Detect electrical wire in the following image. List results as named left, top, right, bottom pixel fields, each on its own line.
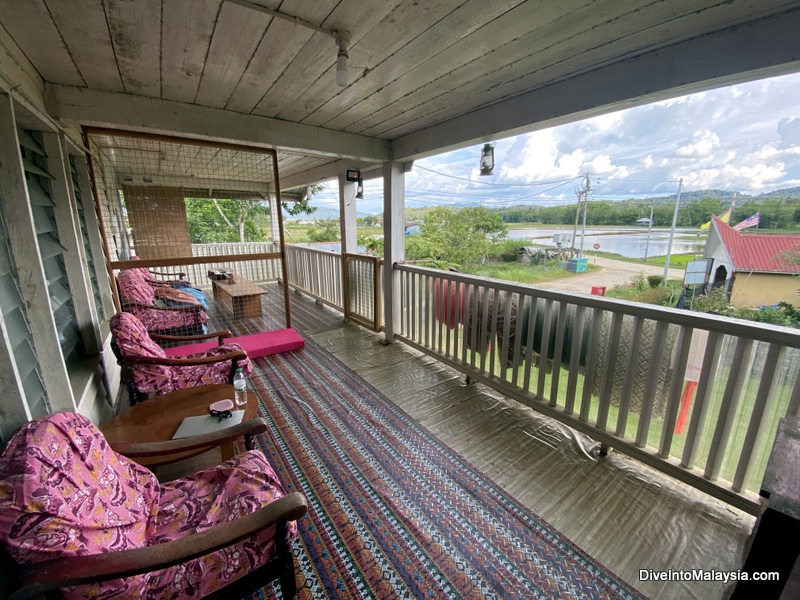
left=413, top=164, right=581, bottom=188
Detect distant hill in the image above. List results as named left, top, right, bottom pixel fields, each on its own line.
left=615, top=187, right=800, bottom=203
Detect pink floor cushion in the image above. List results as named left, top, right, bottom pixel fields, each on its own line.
left=165, top=329, right=305, bottom=359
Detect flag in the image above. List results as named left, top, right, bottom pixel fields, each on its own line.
left=700, top=207, right=732, bottom=230
left=732, top=212, right=760, bottom=231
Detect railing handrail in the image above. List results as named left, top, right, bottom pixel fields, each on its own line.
left=396, top=262, right=800, bottom=348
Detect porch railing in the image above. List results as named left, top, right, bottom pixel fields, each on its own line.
left=284, top=244, right=344, bottom=310
left=343, top=253, right=382, bottom=331
left=187, top=242, right=282, bottom=286
left=394, top=263, right=800, bottom=515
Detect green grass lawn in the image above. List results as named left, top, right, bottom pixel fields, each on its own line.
left=427, top=324, right=788, bottom=494
left=462, top=261, right=600, bottom=284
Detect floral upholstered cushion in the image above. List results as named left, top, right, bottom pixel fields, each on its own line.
left=0, top=414, right=297, bottom=599
left=111, top=312, right=253, bottom=396
left=118, top=268, right=156, bottom=305
left=0, top=412, right=160, bottom=597
left=144, top=451, right=297, bottom=598
left=117, top=269, right=208, bottom=332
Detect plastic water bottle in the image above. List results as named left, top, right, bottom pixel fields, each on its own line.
left=233, top=368, right=247, bottom=407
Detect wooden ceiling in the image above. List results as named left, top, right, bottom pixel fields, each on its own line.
left=2, top=0, right=800, bottom=188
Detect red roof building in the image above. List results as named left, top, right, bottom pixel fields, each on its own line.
left=704, top=216, right=800, bottom=307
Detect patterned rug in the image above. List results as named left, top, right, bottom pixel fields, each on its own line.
left=240, top=340, right=644, bottom=600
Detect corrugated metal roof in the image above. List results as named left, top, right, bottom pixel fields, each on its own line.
left=713, top=216, right=800, bottom=273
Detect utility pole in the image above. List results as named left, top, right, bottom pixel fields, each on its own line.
left=663, top=178, right=683, bottom=285
left=579, top=173, right=590, bottom=258
left=643, top=199, right=655, bottom=261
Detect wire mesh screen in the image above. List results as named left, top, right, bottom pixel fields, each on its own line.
left=86, top=130, right=288, bottom=339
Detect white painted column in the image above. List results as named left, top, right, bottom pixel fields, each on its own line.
left=43, top=132, right=101, bottom=355
left=0, top=94, right=76, bottom=413
left=338, top=174, right=358, bottom=253
left=382, top=162, right=405, bottom=343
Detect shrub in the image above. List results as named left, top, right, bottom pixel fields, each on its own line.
left=631, top=272, right=647, bottom=291
left=647, top=275, right=663, bottom=288
left=691, top=287, right=733, bottom=315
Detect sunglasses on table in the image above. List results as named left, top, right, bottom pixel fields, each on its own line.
left=209, top=408, right=233, bottom=423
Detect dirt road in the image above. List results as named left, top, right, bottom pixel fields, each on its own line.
left=533, top=256, right=685, bottom=294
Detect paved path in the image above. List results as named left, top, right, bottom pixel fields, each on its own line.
left=533, top=256, right=685, bottom=294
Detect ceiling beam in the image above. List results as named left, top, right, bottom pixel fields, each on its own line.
left=280, top=158, right=382, bottom=190
left=45, top=84, right=390, bottom=162
left=392, top=8, right=800, bottom=161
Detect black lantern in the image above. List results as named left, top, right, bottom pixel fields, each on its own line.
left=355, top=175, right=364, bottom=199
left=479, top=143, right=495, bottom=176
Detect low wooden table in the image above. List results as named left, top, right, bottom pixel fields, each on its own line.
left=101, top=384, right=258, bottom=467
left=211, top=274, right=268, bottom=319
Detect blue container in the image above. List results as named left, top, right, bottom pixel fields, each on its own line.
left=567, top=258, right=588, bottom=273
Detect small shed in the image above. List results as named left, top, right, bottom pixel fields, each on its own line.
left=704, top=216, right=800, bottom=307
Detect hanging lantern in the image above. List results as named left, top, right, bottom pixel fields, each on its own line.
left=479, top=143, right=495, bottom=176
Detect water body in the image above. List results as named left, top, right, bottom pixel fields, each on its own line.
left=507, top=227, right=706, bottom=259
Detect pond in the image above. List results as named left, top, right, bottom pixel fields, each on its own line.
left=506, top=227, right=706, bottom=259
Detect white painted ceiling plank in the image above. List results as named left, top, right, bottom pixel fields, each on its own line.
left=161, top=0, right=219, bottom=103
left=335, top=0, right=706, bottom=135
left=226, top=0, right=344, bottom=114
left=193, top=1, right=272, bottom=108
left=106, top=0, right=162, bottom=96
left=0, top=0, right=84, bottom=85
left=45, top=0, right=123, bottom=92
left=223, top=18, right=314, bottom=114
left=365, top=0, right=800, bottom=139
left=324, top=0, right=597, bottom=132
left=250, top=0, right=385, bottom=118
left=391, top=9, right=800, bottom=161
left=274, top=0, right=409, bottom=123
left=298, top=0, right=525, bottom=128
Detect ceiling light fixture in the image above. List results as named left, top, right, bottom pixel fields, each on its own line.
left=479, top=143, right=496, bottom=176
left=336, top=31, right=350, bottom=87
left=227, top=0, right=350, bottom=88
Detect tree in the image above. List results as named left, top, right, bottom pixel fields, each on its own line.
left=306, top=219, right=340, bottom=242
left=415, top=206, right=508, bottom=267
left=282, top=184, right=322, bottom=217
left=186, top=197, right=271, bottom=243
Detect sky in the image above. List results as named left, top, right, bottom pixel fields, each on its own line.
left=309, top=71, right=800, bottom=215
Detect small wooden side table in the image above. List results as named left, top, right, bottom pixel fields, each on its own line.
left=210, top=274, right=268, bottom=319
left=101, top=383, right=258, bottom=467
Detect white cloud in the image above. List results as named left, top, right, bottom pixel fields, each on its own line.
left=675, top=130, right=721, bottom=158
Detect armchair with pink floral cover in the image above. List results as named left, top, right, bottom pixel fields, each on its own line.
left=110, top=312, right=253, bottom=404
left=117, top=268, right=208, bottom=337
left=0, top=412, right=307, bottom=600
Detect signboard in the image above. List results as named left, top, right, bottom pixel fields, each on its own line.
left=684, top=259, right=710, bottom=285
left=593, top=243, right=600, bottom=250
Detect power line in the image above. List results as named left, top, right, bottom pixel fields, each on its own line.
left=414, top=164, right=581, bottom=188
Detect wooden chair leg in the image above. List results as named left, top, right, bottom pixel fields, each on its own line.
left=275, top=521, right=299, bottom=599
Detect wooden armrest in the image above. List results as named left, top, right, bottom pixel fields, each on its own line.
left=149, top=269, right=186, bottom=279
left=109, top=418, right=268, bottom=458
left=121, top=349, right=247, bottom=367
left=150, top=330, right=232, bottom=343
left=9, top=492, right=308, bottom=600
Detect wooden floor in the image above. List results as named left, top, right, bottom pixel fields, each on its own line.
left=203, top=283, right=756, bottom=599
